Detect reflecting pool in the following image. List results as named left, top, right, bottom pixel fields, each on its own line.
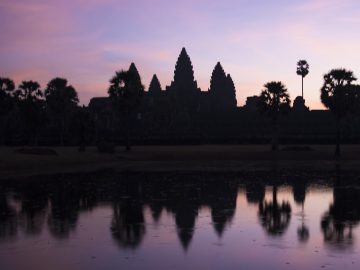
left=0, top=170, right=359, bottom=270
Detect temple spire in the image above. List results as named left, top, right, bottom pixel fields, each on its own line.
left=128, top=62, right=141, bottom=82
left=174, top=48, right=195, bottom=87
left=226, top=74, right=237, bottom=108
left=148, top=74, right=162, bottom=95
left=209, top=62, right=227, bottom=94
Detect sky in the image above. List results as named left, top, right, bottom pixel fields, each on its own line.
left=1, top=0, right=360, bottom=109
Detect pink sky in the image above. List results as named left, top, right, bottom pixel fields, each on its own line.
left=1, top=0, right=360, bottom=109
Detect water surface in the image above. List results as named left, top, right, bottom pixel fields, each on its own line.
left=0, top=171, right=359, bottom=270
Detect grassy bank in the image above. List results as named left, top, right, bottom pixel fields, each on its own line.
left=1, top=145, right=360, bottom=179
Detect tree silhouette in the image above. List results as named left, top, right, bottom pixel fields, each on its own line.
left=69, top=106, right=94, bottom=152
left=258, top=81, right=291, bottom=151
left=351, top=84, right=360, bottom=115
left=108, top=64, right=144, bottom=151
left=45, top=78, right=79, bottom=145
left=0, top=77, right=15, bottom=111
left=296, top=60, right=309, bottom=99
left=320, top=69, right=357, bottom=158
left=14, top=81, right=44, bottom=145
left=0, top=77, right=15, bottom=144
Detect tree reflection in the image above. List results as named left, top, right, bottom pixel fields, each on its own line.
left=0, top=191, right=17, bottom=241
left=292, top=180, right=310, bottom=243
left=321, top=187, right=360, bottom=249
left=258, top=186, right=291, bottom=236
left=47, top=182, right=81, bottom=239
left=111, top=199, right=146, bottom=249
left=17, top=183, right=48, bottom=236
left=110, top=180, right=146, bottom=250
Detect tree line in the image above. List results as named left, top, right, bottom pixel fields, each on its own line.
left=1, top=60, right=360, bottom=157
left=259, top=66, right=360, bottom=157
left=0, top=77, right=81, bottom=146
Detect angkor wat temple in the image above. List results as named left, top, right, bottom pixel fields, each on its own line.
left=90, top=48, right=360, bottom=144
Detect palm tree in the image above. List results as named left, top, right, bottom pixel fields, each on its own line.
left=0, top=77, right=15, bottom=144
left=320, top=68, right=357, bottom=158
left=108, top=66, right=144, bottom=151
left=258, top=81, right=291, bottom=151
left=45, top=78, right=79, bottom=145
left=14, top=81, right=44, bottom=145
left=296, top=60, right=309, bottom=99
left=0, top=77, right=15, bottom=98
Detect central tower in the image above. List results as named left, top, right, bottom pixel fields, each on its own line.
left=166, top=48, right=201, bottom=111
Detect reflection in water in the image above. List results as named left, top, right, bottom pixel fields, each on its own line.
left=258, top=185, right=291, bottom=236
left=0, top=189, right=17, bottom=241
left=208, top=181, right=237, bottom=237
left=321, top=182, right=360, bottom=249
left=246, top=181, right=265, bottom=204
left=47, top=182, right=81, bottom=239
left=19, top=184, right=47, bottom=236
left=111, top=180, right=146, bottom=249
left=320, top=166, right=360, bottom=250
left=297, top=205, right=310, bottom=243
left=111, top=199, right=146, bottom=249
left=293, top=180, right=310, bottom=242
left=0, top=170, right=360, bottom=270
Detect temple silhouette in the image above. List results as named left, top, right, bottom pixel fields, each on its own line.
left=86, top=47, right=360, bottom=145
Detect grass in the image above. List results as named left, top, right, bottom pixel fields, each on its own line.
left=1, top=144, right=360, bottom=179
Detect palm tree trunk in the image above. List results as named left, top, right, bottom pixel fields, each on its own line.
left=273, top=185, right=278, bottom=205
left=335, top=117, right=341, bottom=158
left=301, top=76, right=304, bottom=99
left=0, top=117, right=5, bottom=146
left=125, top=112, right=131, bottom=152
left=271, top=116, right=279, bottom=151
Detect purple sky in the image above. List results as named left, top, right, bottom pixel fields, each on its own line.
left=1, top=0, right=360, bottom=109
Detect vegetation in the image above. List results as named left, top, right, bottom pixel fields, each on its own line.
left=320, top=68, right=357, bottom=158
left=108, top=64, right=144, bottom=151
left=1, top=53, right=360, bottom=152
left=296, top=60, right=309, bottom=99
left=258, top=81, right=291, bottom=151
left=0, top=77, right=15, bottom=144
left=45, top=78, right=79, bottom=145
left=14, top=80, right=44, bottom=145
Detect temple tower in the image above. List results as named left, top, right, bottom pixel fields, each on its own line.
left=148, top=74, right=162, bottom=96
left=166, top=48, right=200, bottom=111
left=209, top=62, right=237, bottom=110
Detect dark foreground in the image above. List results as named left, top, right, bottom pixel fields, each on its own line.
left=2, top=145, right=360, bottom=180
left=0, top=170, right=359, bottom=270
